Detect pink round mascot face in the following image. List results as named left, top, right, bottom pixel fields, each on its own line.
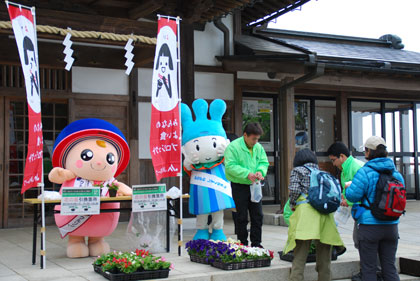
left=64, top=139, right=119, bottom=182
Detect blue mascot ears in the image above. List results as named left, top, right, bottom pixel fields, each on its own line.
left=181, top=99, right=227, bottom=145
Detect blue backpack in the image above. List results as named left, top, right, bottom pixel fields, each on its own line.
left=298, top=165, right=341, bottom=214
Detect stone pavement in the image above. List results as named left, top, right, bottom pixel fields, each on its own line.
left=1, top=200, right=420, bottom=281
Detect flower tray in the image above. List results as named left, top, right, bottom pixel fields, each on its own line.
left=211, top=258, right=271, bottom=270
left=246, top=258, right=271, bottom=268
left=189, top=254, right=211, bottom=265
left=93, top=264, right=170, bottom=281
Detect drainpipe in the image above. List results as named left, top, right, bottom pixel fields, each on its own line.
left=278, top=54, right=325, bottom=91
left=214, top=18, right=230, bottom=56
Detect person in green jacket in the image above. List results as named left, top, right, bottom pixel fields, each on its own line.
left=327, top=142, right=364, bottom=247
left=224, top=122, right=269, bottom=247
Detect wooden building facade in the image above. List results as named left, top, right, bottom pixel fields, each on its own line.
left=0, top=0, right=310, bottom=228
left=1, top=0, right=420, bottom=228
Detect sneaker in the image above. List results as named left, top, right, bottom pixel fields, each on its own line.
left=351, top=272, right=362, bottom=281
left=351, top=271, right=383, bottom=281
left=376, top=271, right=383, bottom=281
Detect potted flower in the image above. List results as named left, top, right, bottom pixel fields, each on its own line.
left=93, top=182, right=119, bottom=197
left=93, top=249, right=173, bottom=280
left=185, top=238, right=274, bottom=270
left=185, top=239, right=215, bottom=264
left=107, top=182, right=119, bottom=197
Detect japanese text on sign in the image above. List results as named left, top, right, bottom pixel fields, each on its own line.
left=60, top=187, right=100, bottom=215
left=132, top=184, right=167, bottom=212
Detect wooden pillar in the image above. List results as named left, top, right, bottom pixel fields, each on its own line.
left=180, top=22, right=195, bottom=106
left=234, top=74, right=243, bottom=136
left=336, top=92, right=349, bottom=146
left=233, top=10, right=241, bottom=37
left=128, top=68, right=140, bottom=186
left=279, top=77, right=295, bottom=207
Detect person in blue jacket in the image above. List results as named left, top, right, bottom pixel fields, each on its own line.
left=345, top=136, right=403, bottom=281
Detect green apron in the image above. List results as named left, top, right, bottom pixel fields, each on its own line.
left=284, top=195, right=344, bottom=254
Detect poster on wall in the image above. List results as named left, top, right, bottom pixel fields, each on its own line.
left=149, top=17, right=181, bottom=181
left=242, top=99, right=272, bottom=144
left=295, top=100, right=310, bottom=150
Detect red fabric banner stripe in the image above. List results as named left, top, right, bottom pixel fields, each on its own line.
left=150, top=17, right=181, bottom=182
left=7, top=3, right=43, bottom=193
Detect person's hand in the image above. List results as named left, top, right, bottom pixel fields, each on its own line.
left=248, top=173, right=257, bottom=182
left=340, top=194, right=349, bottom=207
left=255, top=172, right=264, bottom=181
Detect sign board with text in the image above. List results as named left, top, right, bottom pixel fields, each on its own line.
left=60, top=187, right=100, bottom=215
left=132, top=184, right=167, bottom=212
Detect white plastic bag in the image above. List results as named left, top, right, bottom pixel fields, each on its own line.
left=334, top=206, right=351, bottom=226
left=126, top=211, right=176, bottom=253
left=37, top=191, right=61, bottom=200
left=250, top=181, right=262, bottom=203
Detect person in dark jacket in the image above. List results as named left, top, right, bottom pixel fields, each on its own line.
left=345, top=136, right=403, bottom=281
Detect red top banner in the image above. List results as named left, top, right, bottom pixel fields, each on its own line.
left=149, top=17, right=181, bottom=181
left=7, top=3, right=43, bottom=193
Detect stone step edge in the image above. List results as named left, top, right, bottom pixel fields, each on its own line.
left=333, top=274, right=420, bottom=281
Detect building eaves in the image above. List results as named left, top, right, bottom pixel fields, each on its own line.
left=232, top=29, right=420, bottom=75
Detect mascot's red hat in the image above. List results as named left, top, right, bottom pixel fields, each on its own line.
left=52, top=118, right=130, bottom=177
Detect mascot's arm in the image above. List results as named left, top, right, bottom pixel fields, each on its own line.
left=182, top=148, right=199, bottom=171
left=113, top=180, right=132, bottom=196
left=216, top=140, right=229, bottom=158
left=48, top=167, right=76, bottom=184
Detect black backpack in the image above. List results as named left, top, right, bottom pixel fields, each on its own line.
left=362, top=169, right=406, bottom=221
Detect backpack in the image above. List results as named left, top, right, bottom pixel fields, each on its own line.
left=362, top=169, right=406, bottom=221
left=298, top=165, right=342, bottom=214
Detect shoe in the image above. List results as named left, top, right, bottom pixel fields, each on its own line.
left=334, top=245, right=346, bottom=256
left=193, top=229, right=210, bottom=240
left=351, top=271, right=383, bottom=281
left=351, top=272, right=362, bottom=281
left=376, top=271, right=383, bottom=281
left=251, top=244, right=264, bottom=248
left=210, top=229, right=227, bottom=241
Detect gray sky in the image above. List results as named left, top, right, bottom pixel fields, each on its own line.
left=268, top=0, right=420, bottom=52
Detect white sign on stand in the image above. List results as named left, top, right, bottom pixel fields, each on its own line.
left=132, top=184, right=167, bottom=212
left=60, top=187, right=100, bottom=215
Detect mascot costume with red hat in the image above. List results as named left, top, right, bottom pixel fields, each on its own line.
left=49, top=118, right=132, bottom=258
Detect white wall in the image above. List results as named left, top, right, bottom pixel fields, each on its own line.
left=194, top=15, right=233, bottom=66
left=237, top=71, right=272, bottom=81
left=138, top=68, right=153, bottom=97
left=195, top=72, right=234, bottom=100
left=138, top=102, right=152, bottom=159
left=72, top=66, right=128, bottom=95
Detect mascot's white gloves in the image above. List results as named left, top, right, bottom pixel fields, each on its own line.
left=216, top=139, right=230, bottom=158
left=183, top=149, right=200, bottom=171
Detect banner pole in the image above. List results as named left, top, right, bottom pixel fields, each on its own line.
left=176, top=16, right=183, bottom=257
left=32, top=5, right=46, bottom=269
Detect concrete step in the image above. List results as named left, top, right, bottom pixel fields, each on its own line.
left=334, top=274, right=420, bottom=281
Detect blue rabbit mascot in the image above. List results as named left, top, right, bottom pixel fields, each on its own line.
left=181, top=99, right=235, bottom=241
